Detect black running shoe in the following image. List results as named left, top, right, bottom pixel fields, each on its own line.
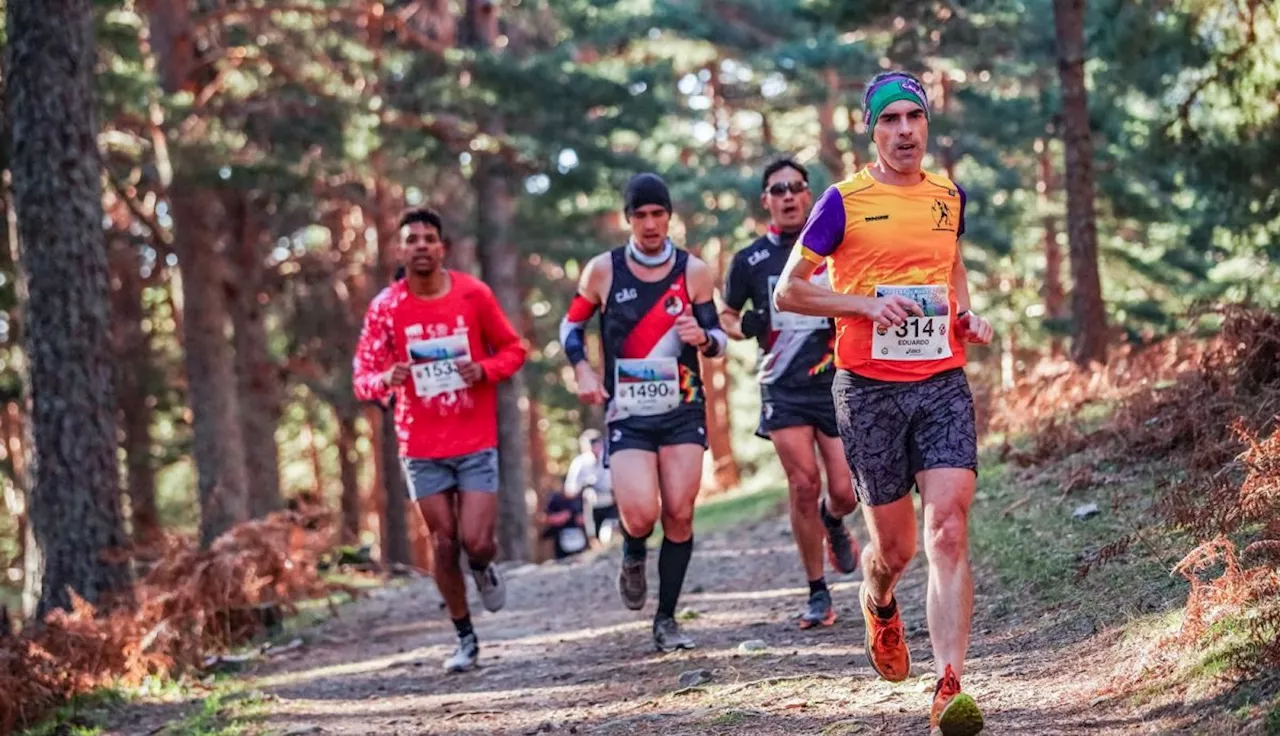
left=652, top=614, right=695, bottom=652
left=821, top=499, right=860, bottom=575
left=799, top=589, right=837, bottom=629
left=618, top=556, right=647, bottom=611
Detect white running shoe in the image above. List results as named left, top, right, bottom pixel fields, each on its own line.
left=471, top=564, right=507, bottom=612
left=444, top=632, right=479, bottom=673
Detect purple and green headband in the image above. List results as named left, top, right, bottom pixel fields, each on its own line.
left=862, top=73, right=930, bottom=131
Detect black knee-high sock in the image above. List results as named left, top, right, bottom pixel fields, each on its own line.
left=623, top=528, right=649, bottom=561
left=656, top=536, right=694, bottom=618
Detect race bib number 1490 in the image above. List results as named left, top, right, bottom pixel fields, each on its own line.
left=408, top=333, right=472, bottom=397
left=871, top=285, right=952, bottom=361
left=614, top=358, right=680, bottom=416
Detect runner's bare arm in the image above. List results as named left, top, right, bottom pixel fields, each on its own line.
left=683, top=256, right=728, bottom=358
left=718, top=252, right=755, bottom=341
left=775, top=248, right=922, bottom=328
left=473, top=284, right=528, bottom=383
left=561, top=254, right=611, bottom=403
left=952, top=244, right=994, bottom=345
left=719, top=305, right=746, bottom=340
left=952, top=243, right=974, bottom=314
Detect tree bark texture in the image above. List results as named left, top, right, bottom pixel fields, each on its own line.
left=468, top=0, right=531, bottom=562
left=145, top=0, right=252, bottom=544
left=108, top=236, right=159, bottom=543
left=1053, top=0, right=1109, bottom=366
left=6, top=0, right=131, bottom=617
left=698, top=239, right=739, bottom=492
left=372, top=404, right=411, bottom=565
left=817, top=68, right=844, bottom=179
left=227, top=193, right=282, bottom=518
left=170, top=191, right=251, bottom=545
left=1037, top=141, right=1067, bottom=357
left=336, top=413, right=360, bottom=546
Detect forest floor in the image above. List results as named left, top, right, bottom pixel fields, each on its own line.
left=38, top=456, right=1280, bottom=736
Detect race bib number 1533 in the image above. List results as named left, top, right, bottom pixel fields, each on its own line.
left=408, top=333, right=472, bottom=397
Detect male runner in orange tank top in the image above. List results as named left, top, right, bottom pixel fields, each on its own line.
left=775, top=71, right=993, bottom=736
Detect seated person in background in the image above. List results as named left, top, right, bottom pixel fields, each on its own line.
left=566, top=429, right=618, bottom=544
left=541, top=479, right=588, bottom=560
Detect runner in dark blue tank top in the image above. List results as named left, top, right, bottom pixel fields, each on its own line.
left=720, top=159, right=861, bottom=630
left=558, top=173, right=727, bottom=652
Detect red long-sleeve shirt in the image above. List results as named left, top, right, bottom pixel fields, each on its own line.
left=353, top=272, right=527, bottom=459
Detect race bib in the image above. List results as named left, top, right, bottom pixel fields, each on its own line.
left=408, top=333, right=472, bottom=398
left=614, top=358, right=680, bottom=416
left=558, top=527, right=587, bottom=554
left=871, top=285, right=953, bottom=361
left=768, top=274, right=831, bottom=332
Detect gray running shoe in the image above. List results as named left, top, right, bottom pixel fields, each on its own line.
left=471, top=564, right=507, bottom=612
left=799, top=589, right=837, bottom=629
left=652, top=614, right=696, bottom=652
left=444, top=632, right=479, bottom=673
left=822, top=500, right=860, bottom=575
left=617, top=557, right=647, bottom=611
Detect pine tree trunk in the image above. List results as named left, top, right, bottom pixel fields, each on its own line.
left=227, top=193, right=282, bottom=518
left=171, top=191, right=251, bottom=545
left=818, top=68, right=844, bottom=179
left=1053, top=0, right=1108, bottom=367
left=336, top=412, right=360, bottom=546
left=699, top=239, right=739, bottom=492
left=144, top=0, right=251, bottom=544
left=372, top=403, right=411, bottom=565
left=468, top=0, right=530, bottom=562
left=1037, top=140, right=1067, bottom=357
left=6, top=0, right=132, bottom=616
left=108, top=235, right=159, bottom=543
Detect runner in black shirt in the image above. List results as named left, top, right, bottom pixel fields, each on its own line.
left=721, top=159, right=861, bottom=629
left=558, top=173, right=727, bottom=652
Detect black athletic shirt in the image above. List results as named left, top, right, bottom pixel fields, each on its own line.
left=723, top=231, right=836, bottom=389
left=601, top=247, right=704, bottom=422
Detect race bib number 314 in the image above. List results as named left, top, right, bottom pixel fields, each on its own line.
left=871, top=285, right=952, bottom=361
left=614, top=358, right=680, bottom=416
left=408, top=333, right=472, bottom=397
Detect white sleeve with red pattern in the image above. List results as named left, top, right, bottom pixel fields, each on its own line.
left=352, top=290, right=395, bottom=403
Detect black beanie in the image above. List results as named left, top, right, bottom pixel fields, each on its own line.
left=623, top=173, right=672, bottom=215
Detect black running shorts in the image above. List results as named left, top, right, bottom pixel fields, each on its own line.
left=605, top=403, right=707, bottom=465
left=832, top=367, right=978, bottom=507
left=757, top=383, right=840, bottom=440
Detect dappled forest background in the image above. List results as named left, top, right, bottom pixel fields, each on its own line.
left=0, top=0, right=1277, bottom=623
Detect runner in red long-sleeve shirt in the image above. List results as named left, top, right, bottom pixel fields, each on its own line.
left=353, top=207, right=527, bottom=673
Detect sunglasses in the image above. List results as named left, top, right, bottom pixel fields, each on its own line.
left=766, top=181, right=809, bottom=196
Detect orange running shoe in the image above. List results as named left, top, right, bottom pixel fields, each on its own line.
left=858, top=581, right=911, bottom=682
left=930, top=664, right=984, bottom=735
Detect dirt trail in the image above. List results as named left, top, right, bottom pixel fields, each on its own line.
left=115, top=511, right=1176, bottom=735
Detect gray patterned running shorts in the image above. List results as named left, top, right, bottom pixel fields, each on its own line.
left=832, top=368, right=978, bottom=507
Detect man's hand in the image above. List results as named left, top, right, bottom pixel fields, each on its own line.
left=675, top=305, right=707, bottom=346
left=384, top=362, right=411, bottom=387
left=958, top=312, right=994, bottom=346
left=455, top=359, right=485, bottom=385
left=860, top=295, right=924, bottom=328
left=575, top=362, right=608, bottom=405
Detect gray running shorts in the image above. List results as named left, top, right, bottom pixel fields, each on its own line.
left=832, top=368, right=978, bottom=507
left=401, top=448, right=500, bottom=500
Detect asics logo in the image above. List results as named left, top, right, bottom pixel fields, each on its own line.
left=615, top=288, right=638, bottom=304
